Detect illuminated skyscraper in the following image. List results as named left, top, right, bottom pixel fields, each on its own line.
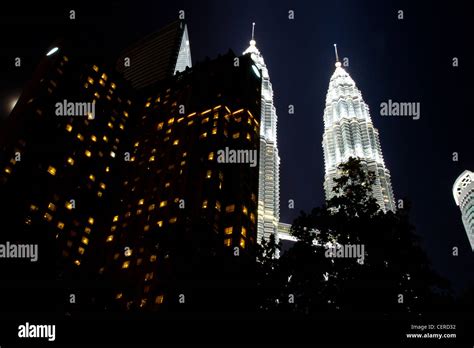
left=100, top=51, right=262, bottom=310
left=243, top=23, right=281, bottom=243
left=453, top=170, right=474, bottom=251
left=322, top=45, right=395, bottom=212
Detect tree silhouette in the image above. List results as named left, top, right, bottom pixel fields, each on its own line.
left=256, top=157, right=450, bottom=317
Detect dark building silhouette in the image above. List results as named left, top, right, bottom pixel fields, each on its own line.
left=116, top=20, right=192, bottom=90
left=0, top=39, right=136, bottom=313
left=0, top=25, right=262, bottom=313
left=100, top=51, right=262, bottom=311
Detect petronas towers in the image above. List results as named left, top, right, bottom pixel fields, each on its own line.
left=322, top=46, right=395, bottom=212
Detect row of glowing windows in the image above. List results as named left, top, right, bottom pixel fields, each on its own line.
left=224, top=237, right=246, bottom=249
left=115, top=293, right=164, bottom=306
left=31, top=202, right=96, bottom=224
left=48, top=163, right=109, bottom=186
left=156, top=114, right=254, bottom=137
left=66, top=124, right=122, bottom=143
left=224, top=226, right=247, bottom=238
left=106, top=215, right=178, bottom=242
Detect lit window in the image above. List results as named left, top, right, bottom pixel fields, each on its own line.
left=241, top=227, right=247, bottom=237
left=57, top=221, right=65, bottom=230
left=78, top=247, right=85, bottom=255
left=159, top=200, right=167, bottom=208
left=48, top=202, right=56, bottom=211
left=87, top=77, right=94, bottom=84
left=108, top=122, right=113, bottom=129
left=89, top=174, right=95, bottom=182
left=67, top=157, right=74, bottom=165
left=187, top=120, right=194, bottom=126
left=199, top=132, right=207, bottom=139
left=240, top=238, right=246, bottom=249
left=233, top=132, right=240, bottom=139
left=250, top=213, right=256, bottom=223
left=29, top=204, right=38, bottom=212
left=157, top=220, right=163, bottom=227
left=85, top=150, right=92, bottom=157
left=149, top=156, right=155, bottom=162
left=148, top=204, right=155, bottom=211
left=106, top=235, right=114, bottom=242
left=66, top=124, right=73, bottom=132
left=169, top=217, right=177, bottom=224
left=84, top=227, right=91, bottom=234
left=43, top=212, right=53, bottom=222
left=100, top=182, right=106, bottom=189
left=242, top=206, right=248, bottom=215
left=101, top=73, right=108, bottom=81
left=208, top=152, right=214, bottom=160
left=224, top=238, right=232, bottom=247
left=99, top=79, right=105, bottom=86
left=150, top=255, right=157, bottom=262
left=167, top=117, right=175, bottom=125
left=91, top=135, right=97, bottom=142
left=92, top=65, right=99, bottom=72
left=110, top=151, right=116, bottom=158
left=202, top=200, right=208, bottom=209
left=173, top=139, right=179, bottom=146
left=206, top=170, right=212, bottom=179
left=74, top=260, right=81, bottom=266
left=88, top=217, right=94, bottom=225
left=65, top=201, right=73, bottom=210
left=212, top=127, right=217, bottom=135
left=119, top=123, right=124, bottom=130
left=215, top=201, right=221, bottom=211
left=82, top=237, right=89, bottom=245
left=145, top=102, right=151, bottom=108
left=180, top=161, right=186, bottom=166
left=4, top=167, right=12, bottom=174
left=202, top=117, right=209, bottom=124
left=111, top=82, right=116, bottom=89
left=47, top=166, right=56, bottom=176
left=225, top=227, right=233, bottom=235
left=226, top=204, right=235, bottom=213
left=105, top=166, right=110, bottom=173
left=165, top=182, right=170, bottom=188
left=113, top=215, right=119, bottom=222
left=155, top=295, right=164, bottom=304
left=77, top=133, right=84, bottom=141
left=122, top=261, right=130, bottom=269
left=144, top=225, right=150, bottom=232
left=103, top=135, right=109, bottom=142
left=138, top=199, right=144, bottom=205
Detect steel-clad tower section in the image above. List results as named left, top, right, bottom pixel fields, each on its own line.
left=243, top=24, right=280, bottom=242
left=322, top=45, right=395, bottom=212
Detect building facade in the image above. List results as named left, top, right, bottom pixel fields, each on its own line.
left=322, top=55, right=395, bottom=212
left=116, top=20, right=192, bottom=90
left=243, top=25, right=281, bottom=243
left=453, top=170, right=474, bottom=251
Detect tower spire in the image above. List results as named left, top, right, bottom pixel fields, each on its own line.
left=252, top=22, right=255, bottom=40
left=334, top=44, right=341, bottom=67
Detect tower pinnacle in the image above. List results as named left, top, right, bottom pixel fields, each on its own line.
left=250, top=22, right=256, bottom=46
left=334, top=44, right=341, bottom=67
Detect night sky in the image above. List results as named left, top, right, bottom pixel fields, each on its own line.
left=1, top=0, right=473, bottom=292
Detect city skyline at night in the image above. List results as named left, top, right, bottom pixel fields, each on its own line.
left=0, top=1, right=472, bottom=345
